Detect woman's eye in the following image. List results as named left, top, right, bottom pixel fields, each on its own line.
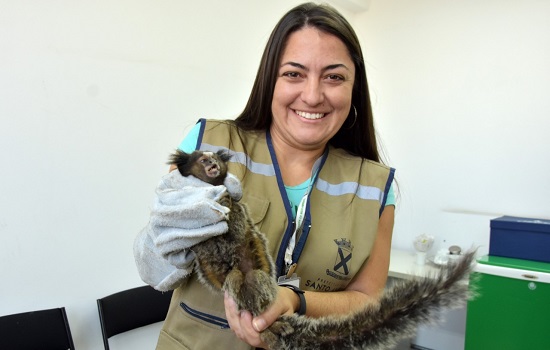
left=282, top=71, right=301, bottom=79
left=326, top=74, right=345, bottom=81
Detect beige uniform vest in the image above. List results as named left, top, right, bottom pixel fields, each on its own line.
left=156, top=119, right=395, bottom=350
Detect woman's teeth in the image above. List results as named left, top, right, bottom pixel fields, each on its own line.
left=295, top=110, right=325, bottom=120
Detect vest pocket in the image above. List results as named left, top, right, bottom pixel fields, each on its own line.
left=180, top=302, right=230, bottom=329
left=242, top=193, right=269, bottom=225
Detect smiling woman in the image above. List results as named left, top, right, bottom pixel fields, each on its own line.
left=134, top=2, right=397, bottom=350
left=270, top=27, right=356, bottom=165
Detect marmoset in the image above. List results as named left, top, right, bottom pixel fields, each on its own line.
left=169, top=149, right=476, bottom=350
left=169, top=149, right=278, bottom=313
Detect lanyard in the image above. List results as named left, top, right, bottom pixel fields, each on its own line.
left=284, top=191, right=309, bottom=272
left=282, top=156, right=323, bottom=275
left=266, top=125, right=329, bottom=277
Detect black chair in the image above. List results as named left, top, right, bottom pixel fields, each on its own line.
left=0, top=307, right=75, bottom=350
left=96, top=285, right=173, bottom=350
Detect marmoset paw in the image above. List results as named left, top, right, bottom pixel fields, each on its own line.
left=260, top=320, right=295, bottom=350
left=268, top=319, right=295, bottom=337
left=259, top=330, right=280, bottom=349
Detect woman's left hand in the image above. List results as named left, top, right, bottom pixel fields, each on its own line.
left=224, top=291, right=267, bottom=348
left=224, top=287, right=298, bottom=349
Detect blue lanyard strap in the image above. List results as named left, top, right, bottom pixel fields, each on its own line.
left=266, top=130, right=328, bottom=276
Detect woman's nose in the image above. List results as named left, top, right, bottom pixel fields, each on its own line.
left=301, top=79, right=324, bottom=106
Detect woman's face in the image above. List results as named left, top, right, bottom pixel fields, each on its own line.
left=271, top=27, right=355, bottom=152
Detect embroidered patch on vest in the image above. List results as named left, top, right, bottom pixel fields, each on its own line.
left=326, top=238, right=353, bottom=281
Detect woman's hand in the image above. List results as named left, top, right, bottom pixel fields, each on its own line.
left=223, top=287, right=299, bottom=348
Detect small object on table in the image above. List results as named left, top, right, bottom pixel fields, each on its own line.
left=413, top=234, right=434, bottom=266
left=448, top=245, right=462, bottom=261
left=433, top=249, right=450, bottom=266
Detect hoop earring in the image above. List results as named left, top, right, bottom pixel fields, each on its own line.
left=345, top=105, right=357, bottom=129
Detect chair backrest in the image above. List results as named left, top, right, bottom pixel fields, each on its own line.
left=96, top=285, right=173, bottom=350
left=0, top=307, right=75, bottom=350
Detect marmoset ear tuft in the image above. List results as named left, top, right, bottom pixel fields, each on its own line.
left=216, top=149, right=231, bottom=163
left=167, top=149, right=197, bottom=177
left=167, top=149, right=191, bottom=167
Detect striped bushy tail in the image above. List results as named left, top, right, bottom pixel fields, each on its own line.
left=262, top=250, right=477, bottom=350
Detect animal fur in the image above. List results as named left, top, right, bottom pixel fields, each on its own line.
left=169, top=149, right=278, bottom=313
left=169, top=149, right=476, bottom=350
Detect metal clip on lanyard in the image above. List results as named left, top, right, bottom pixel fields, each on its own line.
left=283, top=192, right=308, bottom=276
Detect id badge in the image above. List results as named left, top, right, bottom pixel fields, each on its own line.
left=277, top=273, right=301, bottom=288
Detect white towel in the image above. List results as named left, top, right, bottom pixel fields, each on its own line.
left=134, top=170, right=242, bottom=291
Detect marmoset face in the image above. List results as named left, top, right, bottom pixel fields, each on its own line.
left=169, top=149, right=230, bottom=186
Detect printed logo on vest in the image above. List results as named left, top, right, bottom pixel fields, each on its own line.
left=325, top=238, right=353, bottom=281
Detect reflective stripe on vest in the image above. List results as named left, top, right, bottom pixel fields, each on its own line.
left=201, top=142, right=386, bottom=205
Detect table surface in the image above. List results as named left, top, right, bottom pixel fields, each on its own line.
left=389, top=249, right=442, bottom=279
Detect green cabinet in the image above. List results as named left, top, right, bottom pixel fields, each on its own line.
left=465, top=255, right=550, bottom=349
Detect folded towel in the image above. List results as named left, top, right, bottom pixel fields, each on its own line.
left=134, top=170, right=242, bottom=291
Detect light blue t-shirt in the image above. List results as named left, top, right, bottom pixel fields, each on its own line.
left=178, top=122, right=395, bottom=217
left=178, top=123, right=202, bottom=153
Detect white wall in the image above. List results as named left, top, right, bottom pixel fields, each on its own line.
left=355, top=2, right=550, bottom=348
left=356, top=0, right=550, bottom=255
left=1, top=1, right=549, bottom=349
left=0, top=0, right=355, bottom=349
